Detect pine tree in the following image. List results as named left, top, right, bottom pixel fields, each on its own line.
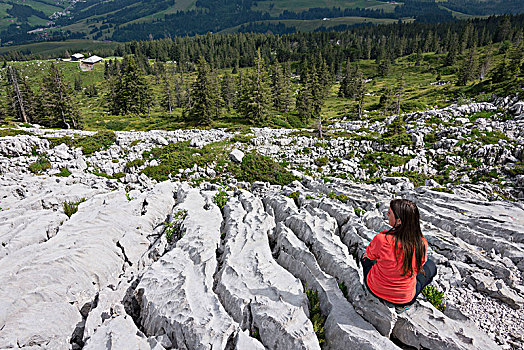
left=238, top=49, right=272, bottom=125
left=161, top=68, right=174, bottom=113
left=270, top=59, right=291, bottom=113
left=5, top=65, right=33, bottom=123
left=355, top=70, right=366, bottom=119
left=338, top=58, right=353, bottom=98
left=379, top=85, right=394, bottom=115
left=395, top=73, right=404, bottom=115
left=295, top=68, right=313, bottom=124
left=39, top=63, right=79, bottom=129
left=187, top=56, right=218, bottom=125
left=457, top=45, right=479, bottom=86
left=109, top=56, right=154, bottom=116
left=221, top=72, right=235, bottom=111
left=74, top=74, right=82, bottom=92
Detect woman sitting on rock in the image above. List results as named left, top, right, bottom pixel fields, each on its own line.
left=361, top=199, right=437, bottom=312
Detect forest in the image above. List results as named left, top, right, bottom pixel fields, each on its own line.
left=1, top=14, right=523, bottom=132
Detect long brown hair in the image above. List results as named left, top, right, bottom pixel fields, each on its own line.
left=387, top=199, right=426, bottom=277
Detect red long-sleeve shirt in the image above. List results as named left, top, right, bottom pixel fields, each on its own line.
left=366, top=231, right=427, bottom=304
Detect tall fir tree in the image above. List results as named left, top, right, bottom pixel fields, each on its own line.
left=108, top=56, right=154, bottom=116
left=238, top=49, right=272, bottom=125
left=187, top=56, right=219, bottom=125
left=295, top=68, right=313, bottom=124
left=39, top=64, right=78, bottom=129
left=270, top=59, right=291, bottom=113
left=5, top=65, right=36, bottom=124
left=221, top=72, right=235, bottom=111
left=457, top=45, right=479, bottom=86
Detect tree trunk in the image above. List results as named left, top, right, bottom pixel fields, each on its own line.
left=8, top=66, right=29, bottom=123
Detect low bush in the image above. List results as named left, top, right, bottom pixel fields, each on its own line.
left=63, top=198, right=86, bottom=218
left=125, top=158, right=145, bottom=169
left=57, top=167, right=72, bottom=177
left=77, top=131, right=117, bottom=155
left=164, top=209, right=188, bottom=243
left=28, top=156, right=51, bottom=174
left=314, top=157, right=329, bottom=167
left=232, top=152, right=297, bottom=186
left=422, top=284, right=446, bottom=311
left=213, top=187, right=229, bottom=210
left=304, top=284, right=326, bottom=346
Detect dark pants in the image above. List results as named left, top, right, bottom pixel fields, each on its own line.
left=361, top=257, right=437, bottom=307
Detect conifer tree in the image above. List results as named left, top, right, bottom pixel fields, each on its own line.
left=295, top=68, right=313, bottom=124
left=161, top=68, right=174, bottom=113
left=238, top=49, right=272, bottom=125
left=39, top=63, right=78, bottom=129
left=355, top=70, right=366, bottom=119
left=221, top=72, right=235, bottom=111
left=457, top=45, right=479, bottom=86
left=109, top=56, right=154, bottom=116
left=5, top=65, right=34, bottom=124
left=186, top=56, right=218, bottom=125
left=270, top=59, right=291, bottom=113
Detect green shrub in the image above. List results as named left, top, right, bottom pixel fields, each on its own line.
left=430, top=187, right=453, bottom=194
left=164, top=209, right=188, bottom=243
left=213, top=187, right=229, bottom=210
left=389, top=171, right=429, bottom=187
left=314, top=157, right=329, bottom=167
left=142, top=141, right=228, bottom=182
left=0, top=128, right=32, bottom=137
left=328, top=191, right=349, bottom=203
left=231, top=134, right=254, bottom=143
left=508, top=162, right=524, bottom=176
left=57, top=167, right=72, bottom=177
left=338, top=281, right=349, bottom=299
left=93, top=171, right=125, bottom=179
left=104, top=120, right=129, bottom=131
left=29, top=156, right=51, bottom=174
left=422, top=284, right=446, bottom=311
left=232, top=152, right=297, bottom=186
left=287, top=191, right=300, bottom=201
left=77, top=131, right=117, bottom=155
left=304, top=284, right=326, bottom=346
left=354, top=208, right=364, bottom=217
left=126, top=158, right=145, bottom=169
left=286, top=114, right=305, bottom=128
left=129, top=139, right=142, bottom=147
left=63, top=198, right=86, bottom=218
left=46, top=136, right=74, bottom=148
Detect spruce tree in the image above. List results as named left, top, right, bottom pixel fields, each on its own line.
left=457, top=46, right=479, bottom=86
left=221, top=72, right=235, bottom=111
left=39, top=63, right=78, bottom=129
left=295, top=68, right=313, bottom=124
left=109, top=56, right=154, bottom=116
left=270, top=59, right=291, bottom=113
left=5, top=66, right=34, bottom=124
left=187, top=56, right=218, bottom=125
left=238, top=49, right=272, bottom=125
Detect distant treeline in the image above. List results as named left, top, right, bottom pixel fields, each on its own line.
left=2, top=14, right=523, bottom=70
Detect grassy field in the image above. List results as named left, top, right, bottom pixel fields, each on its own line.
left=253, top=0, right=396, bottom=16
left=222, top=16, right=405, bottom=33
left=0, top=39, right=119, bottom=56
left=2, top=42, right=521, bottom=132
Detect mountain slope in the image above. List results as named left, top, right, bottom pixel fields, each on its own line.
left=0, top=0, right=523, bottom=45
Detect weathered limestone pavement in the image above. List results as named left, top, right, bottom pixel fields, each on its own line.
left=0, top=98, right=523, bottom=349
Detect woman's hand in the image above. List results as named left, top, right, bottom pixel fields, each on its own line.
left=362, top=252, right=368, bottom=259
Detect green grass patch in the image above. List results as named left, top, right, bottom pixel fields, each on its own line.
left=28, top=155, right=51, bottom=174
